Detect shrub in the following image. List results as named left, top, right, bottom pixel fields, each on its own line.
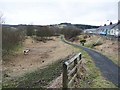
left=80, top=39, right=86, bottom=43
left=61, top=27, right=82, bottom=39
left=35, top=26, right=54, bottom=37
left=83, top=35, right=88, bottom=39
left=26, top=25, right=35, bottom=36
left=80, top=39, right=86, bottom=46
left=34, top=37, right=46, bottom=43
left=2, top=26, right=25, bottom=57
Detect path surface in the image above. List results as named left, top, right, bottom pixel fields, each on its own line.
left=61, top=36, right=120, bottom=87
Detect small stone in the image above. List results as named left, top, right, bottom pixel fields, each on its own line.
left=22, top=67, right=24, bottom=69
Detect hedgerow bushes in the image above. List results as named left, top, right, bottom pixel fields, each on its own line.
left=2, top=26, right=25, bottom=57
left=61, top=27, right=82, bottom=39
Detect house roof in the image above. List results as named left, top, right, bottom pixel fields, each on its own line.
left=111, top=22, right=120, bottom=30
left=97, top=23, right=117, bottom=30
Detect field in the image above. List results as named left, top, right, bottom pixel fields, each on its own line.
left=3, top=36, right=79, bottom=88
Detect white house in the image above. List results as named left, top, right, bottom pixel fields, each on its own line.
left=110, top=22, right=120, bottom=37
left=96, top=23, right=116, bottom=35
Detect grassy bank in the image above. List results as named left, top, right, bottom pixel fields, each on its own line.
left=3, top=59, right=63, bottom=88
left=76, top=34, right=119, bottom=67
left=84, top=40, right=119, bottom=67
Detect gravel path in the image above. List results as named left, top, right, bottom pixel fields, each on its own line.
left=61, top=36, right=120, bottom=87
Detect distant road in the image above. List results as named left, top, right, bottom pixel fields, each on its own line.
left=61, top=35, right=120, bottom=87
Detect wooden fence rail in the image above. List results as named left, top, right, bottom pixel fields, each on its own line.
left=63, top=52, right=82, bottom=88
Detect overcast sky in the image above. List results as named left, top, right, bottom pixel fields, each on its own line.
left=0, top=0, right=119, bottom=25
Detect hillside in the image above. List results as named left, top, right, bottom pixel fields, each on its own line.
left=2, top=23, right=99, bottom=31
left=73, top=24, right=99, bottom=30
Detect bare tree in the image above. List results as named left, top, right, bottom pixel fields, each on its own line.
left=0, top=13, right=5, bottom=24
left=0, top=13, right=3, bottom=24
left=0, top=12, right=3, bottom=87
left=0, top=12, right=3, bottom=49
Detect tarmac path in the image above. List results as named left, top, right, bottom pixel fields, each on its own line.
left=61, top=36, right=120, bottom=87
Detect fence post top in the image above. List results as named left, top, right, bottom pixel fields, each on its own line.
left=78, top=52, right=81, bottom=55
left=65, top=62, right=69, bottom=66
left=64, top=52, right=82, bottom=66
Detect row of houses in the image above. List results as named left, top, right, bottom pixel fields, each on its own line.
left=84, top=21, right=120, bottom=37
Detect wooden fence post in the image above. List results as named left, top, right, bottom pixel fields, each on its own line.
left=63, top=53, right=82, bottom=88
left=63, top=63, right=68, bottom=89
left=79, top=54, right=81, bottom=60
left=74, top=58, right=77, bottom=75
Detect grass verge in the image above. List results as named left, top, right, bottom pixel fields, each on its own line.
left=76, top=48, right=117, bottom=88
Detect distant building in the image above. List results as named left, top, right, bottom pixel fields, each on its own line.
left=84, top=28, right=97, bottom=34
left=84, top=21, right=120, bottom=37
left=96, top=23, right=116, bottom=35
left=110, top=21, right=120, bottom=37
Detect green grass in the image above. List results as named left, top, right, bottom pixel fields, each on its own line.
left=2, top=60, right=63, bottom=88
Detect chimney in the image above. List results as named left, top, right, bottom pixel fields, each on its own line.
left=118, top=20, right=120, bottom=24
left=110, top=22, right=112, bottom=25
left=104, top=24, right=106, bottom=26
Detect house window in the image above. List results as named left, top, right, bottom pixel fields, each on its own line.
left=110, top=29, right=113, bottom=33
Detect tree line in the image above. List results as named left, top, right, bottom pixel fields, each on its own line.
left=26, top=25, right=82, bottom=39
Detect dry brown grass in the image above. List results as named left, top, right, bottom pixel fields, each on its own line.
left=3, top=36, right=79, bottom=78
left=73, top=34, right=119, bottom=66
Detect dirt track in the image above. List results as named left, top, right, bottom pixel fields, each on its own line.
left=3, top=37, right=78, bottom=78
